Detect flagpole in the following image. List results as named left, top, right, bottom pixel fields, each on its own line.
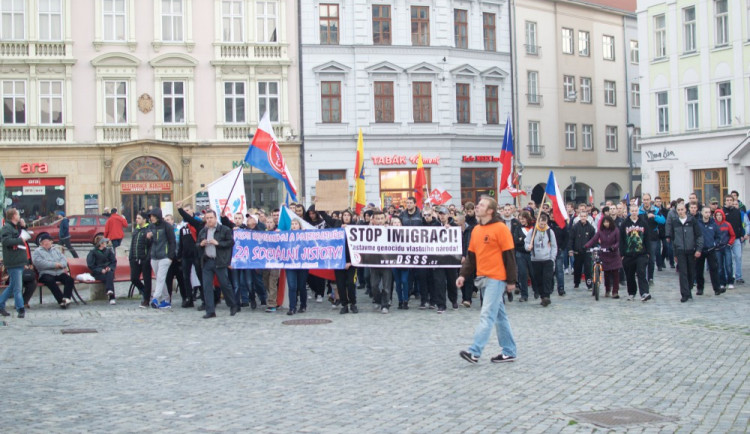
left=220, top=166, right=245, bottom=218
left=529, top=191, right=548, bottom=246
left=176, top=187, right=207, bottom=206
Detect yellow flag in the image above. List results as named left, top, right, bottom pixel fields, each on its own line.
left=353, top=129, right=366, bottom=214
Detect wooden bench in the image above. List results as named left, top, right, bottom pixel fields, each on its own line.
left=67, top=257, right=133, bottom=301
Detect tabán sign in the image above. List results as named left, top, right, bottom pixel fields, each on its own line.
left=121, top=181, right=173, bottom=193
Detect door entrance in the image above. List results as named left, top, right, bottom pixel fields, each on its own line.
left=122, top=194, right=170, bottom=226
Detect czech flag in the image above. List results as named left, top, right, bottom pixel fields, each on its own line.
left=414, top=153, right=427, bottom=209
left=499, top=117, right=514, bottom=193
left=545, top=171, right=567, bottom=228
left=353, top=129, right=366, bottom=215
left=245, top=112, right=298, bottom=202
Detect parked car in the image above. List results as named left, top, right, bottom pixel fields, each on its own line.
left=31, top=215, right=109, bottom=246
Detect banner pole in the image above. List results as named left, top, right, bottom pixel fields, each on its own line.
left=176, top=188, right=207, bottom=206
left=529, top=191, right=548, bottom=247
left=221, top=166, right=245, bottom=217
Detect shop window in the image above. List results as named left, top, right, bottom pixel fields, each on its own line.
left=4, top=178, right=66, bottom=221
left=693, top=168, right=727, bottom=205
left=460, top=168, right=496, bottom=205
left=319, top=170, right=346, bottom=181
left=380, top=168, right=431, bottom=208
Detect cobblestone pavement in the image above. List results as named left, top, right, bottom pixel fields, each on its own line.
left=1, top=244, right=748, bottom=433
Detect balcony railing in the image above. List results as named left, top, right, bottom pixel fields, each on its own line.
left=525, top=44, right=541, bottom=56
left=219, top=123, right=291, bottom=141
left=161, top=125, right=190, bottom=141
left=527, top=145, right=545, bottom=157
left=0, top=126, right=70, bottom=143
left=101, top=126, right=132, bottom=142
left=0, top=40, right=72, bottom=58
left=526, top=94, right=543, bottom=105
left=216, top=43, right=288, bottom=62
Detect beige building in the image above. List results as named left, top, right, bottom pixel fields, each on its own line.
left=512, top=0, right=636, bottom=205
left=0, top=0, right=301, bottom=224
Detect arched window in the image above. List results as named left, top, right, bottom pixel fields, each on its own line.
left=120, top=157, right=172, bottom=182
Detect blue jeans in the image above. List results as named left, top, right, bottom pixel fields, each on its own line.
left=392, top=268, right=409, bottom=303
left=286, top=269, right=308, bottom=312
left=230, top=268, right=251, bottom=304
left=0, top=266, right=24, bottom=312
left=249, top=270, right=266, bottom=305
left=554, top=250, right=565, bottom=293
left=730, top=241, right=743, bottom=280
left=716, top=247, right=733, bottom=286
left=468, top=278, right=516, bottom=358
left=647, top=239, right=659, bottom=279
left=515, top=251, right=532, bottom=299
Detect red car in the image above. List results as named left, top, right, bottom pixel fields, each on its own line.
left=31, top=215, right=110, bottom=246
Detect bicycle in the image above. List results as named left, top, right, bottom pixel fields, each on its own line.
left=587, top=247, right=605, bottom=301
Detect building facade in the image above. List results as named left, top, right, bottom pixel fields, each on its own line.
left=0, top=0, right=301, bottom=224
left=637, top=0, right=750, bottom=204
left=512, top=0, right=635, bottom=205
left=300, top=0, right=512, bottom=208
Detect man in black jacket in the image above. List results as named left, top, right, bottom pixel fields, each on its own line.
left=178, top=203, right=205, bottom=309
left=548, top=215, right=568, bottom=296
left=197, top=210, right=238, bottom=318
left=667, top=203, right=703, bottom=302
left=87, top=236, right=117, bottom=305
left=129, top=212, right=152, bottom=308
left=568, top=208, right=596, bottom=289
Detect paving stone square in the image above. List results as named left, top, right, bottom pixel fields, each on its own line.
left=1, top=245, right=748, bottom=433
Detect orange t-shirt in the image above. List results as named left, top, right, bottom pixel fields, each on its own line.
left=468, top=221, right=514, bottom=281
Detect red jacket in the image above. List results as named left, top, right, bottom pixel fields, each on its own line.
left=104, top=213, right=128, bottom=240
left=714, top=209, right=736, bottom=247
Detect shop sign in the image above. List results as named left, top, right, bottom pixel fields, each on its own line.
left=232, top=160, right=252, bottom=169
left=195, top=191, right=210, bottom=209
left=121, top=181, right=173, bottom=193
left=462, top=155, right=500, bottom=163
left=84, top=194, right=99, bottom=215
left=645, top=148, right=677, bottom=162
left=371, top=155, right=440, bottom=166
left=5, top=177, right=65, bottom=187
left=20, top=162, right=49, bottom=174
left=22, top=186, right=45, bottom=195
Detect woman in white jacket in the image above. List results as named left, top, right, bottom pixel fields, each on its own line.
left=525, top=213, right=557, bottom=307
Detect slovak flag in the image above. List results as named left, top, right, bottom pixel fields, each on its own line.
left=545, top=171, right=567, bottom=228
left=244, top=112, right=298, bottom=202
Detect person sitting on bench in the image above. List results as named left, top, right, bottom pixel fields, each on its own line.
left=31, top=234, right=76, bottom=309
left=87, top=236, right=117, bottom=305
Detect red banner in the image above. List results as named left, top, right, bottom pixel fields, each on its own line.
left=5, top=177, right=65, bottom=187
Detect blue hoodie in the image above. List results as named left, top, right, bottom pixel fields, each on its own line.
left=696, top=217, right=721, bottom=252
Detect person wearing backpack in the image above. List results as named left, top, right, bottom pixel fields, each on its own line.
left=525, top=213, right=557, bottom=307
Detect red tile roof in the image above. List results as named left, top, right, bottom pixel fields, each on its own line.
left=577, top=0, right=637, bottom=13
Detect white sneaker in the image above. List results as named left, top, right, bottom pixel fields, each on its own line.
left=381, top=307, right=389, bottom=314
left=315, top=295, right=323, bottom=303
left=109, top=298, right=116, bottom=305
left=627, top=295, right=634, bottom=301
left=63, top=297, right=72, bottom=306
left=728, top=284, right=735, bottom=289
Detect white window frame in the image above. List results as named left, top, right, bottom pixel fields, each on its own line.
left=39, top=0, right=62, bottom=41
left=563, top=75, right=576, bottom=101
left=102, top=0, right=127, bottom=42
left=718, top=81, right=731, bottom=127
left=580, top=77, right=591, bottom=103
left=604, top=80, right=616, bottom=106
left=685, top=86, right=699, bottom=130
left=258, top=81, right=280, bottom=123
left=715, top=0, right=728, bottom=47
left=161, top=0, right=184, bottom=42
left=602, top=35, right=615, bottom=60
left=2, top=80, right=26, bottom=125
left=605, top=126, right=618, bottom=151
left=683, top=7, right=696, bottom=53
left=104, top=80, right=128, bottom=125
left=656, top=91, right=669, bottom=133
left=224, top=81, right=246, bottom=124
left=582, top=124, right=593, bottom=150
left=162, top=80, right=186, bottom=124
left=631, top=83, right=640, bottom=108
left=633, top=127, right=641, bottom=152
left=1, top=0, right=25, bottom=40
left=654, top=15, right=666, bottom=58
left=630, top=40, right=639, bottom=64
left=528, top=121, right=540, bottom=154
left=525, top=21, right=538, bottom=55
left=256, top=1, right=277, bottom=43
left=527, top=70, right=539, bottom=104
left=565, top=123, right=577, bottom=150
left=222, top=0, right=244, bottom=43
left=39, top=80, right=64, bottom=125
left=578, top=31, right=589, bottom=56
left=561, top=28, right=573, bottom=54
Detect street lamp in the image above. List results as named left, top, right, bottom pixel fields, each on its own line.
left=626, top=123, right=635, bottom=198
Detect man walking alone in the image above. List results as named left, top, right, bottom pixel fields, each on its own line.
left=457, top=197, right=518, bottom=364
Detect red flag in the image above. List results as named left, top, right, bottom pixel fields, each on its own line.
left=499, top=117, right=514, bottom=193
left=429, top=188, right=452, bottom=205
left=414, top=153, right=427, bottom=209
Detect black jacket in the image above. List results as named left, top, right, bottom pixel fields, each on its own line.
left=87, top=247, right=117, bottom=274
left=722, top=206, right=745, bottom=238
left=197, top=223, right=235, bottom=268
left=512, top=224, right=532, bottom=253
left=147, top=208, right=176, bottom=261
left=567, top=221, right=597, bottom=254
left=129, top=223, right=152, bottom=261
left=549, top=220, right=568, bottom=255
left=399, top=209, right=423, bottom=226
left=668, top=214, right=704, bottom=253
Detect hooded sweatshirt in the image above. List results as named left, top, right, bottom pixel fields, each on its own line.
left=147, top=208, right=176, bottom=260
left=525, top=225, right=557, bottom=262
left=714, top=209, right=736, bottom=248
left=696, top=217, right=721, bottom=252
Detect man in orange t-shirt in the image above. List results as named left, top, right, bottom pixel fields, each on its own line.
left=457, top=196, right=518, bottom=364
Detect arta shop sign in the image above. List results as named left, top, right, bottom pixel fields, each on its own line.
left=371, top=155, right=440, bottom=166
left=462, top=155, right=501, bottom=163
left=20, top=162, right=49, bottom=174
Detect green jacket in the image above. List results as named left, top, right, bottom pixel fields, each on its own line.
left=1, top=222, right=28, bottom=268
